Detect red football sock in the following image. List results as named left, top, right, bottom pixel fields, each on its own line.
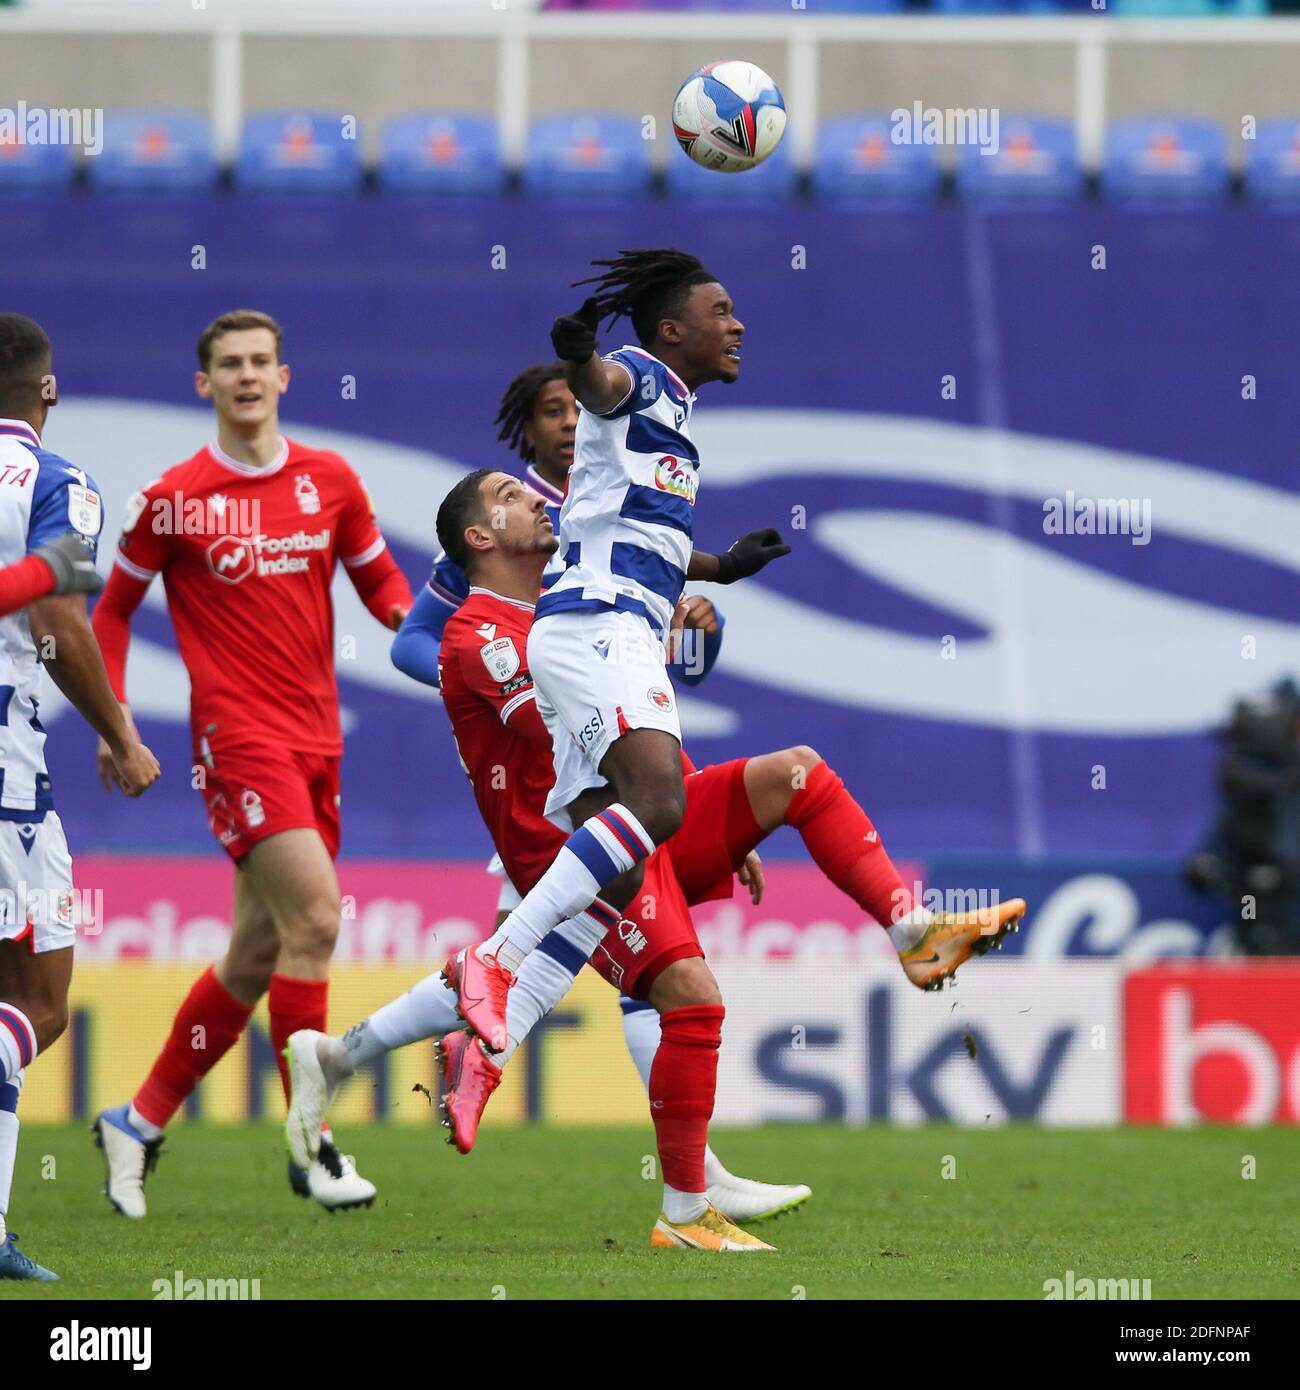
left=649, top=1004, right=724, bottom=1195
left=268, top=973, right=328, bottom=1107
left=133, top=966, right=253, bottom=1129
left=784, top=761, right=917, bottom=926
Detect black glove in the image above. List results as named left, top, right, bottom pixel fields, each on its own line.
left=714, top=528, right=791, bottom=585
left=551, top=297, right=600, bottom=364
left=35, top=531, right=103, bottom=596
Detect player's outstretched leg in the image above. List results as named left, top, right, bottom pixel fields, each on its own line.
left=620, top=1001, right=811, bottom=1222
left=899, top=898, right=1027, bottom=990
left=743, top=748, right=1028, bottom=990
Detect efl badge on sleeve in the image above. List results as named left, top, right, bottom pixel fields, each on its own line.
left=480, top=637, right=521, bottom=682
left=66, top=484, right=102, bottom=538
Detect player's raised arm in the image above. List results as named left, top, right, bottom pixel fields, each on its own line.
left=29, top=591, right=159, bottom=797
left=550, top=297, right=633, bottom=415
left=687, top=527, right=791, bottom=584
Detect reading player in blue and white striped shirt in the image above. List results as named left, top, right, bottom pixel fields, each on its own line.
left=442, top=249, right=792, bottom=1049
left=391, top=363, right=807, bottom=1223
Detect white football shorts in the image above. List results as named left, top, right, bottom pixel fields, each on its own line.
left=527, top=607, right=682, bottom=830
left=0, top=812, right=77, bottom=954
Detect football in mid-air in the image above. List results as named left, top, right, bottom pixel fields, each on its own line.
left=672, top=60, right=787, bottom=173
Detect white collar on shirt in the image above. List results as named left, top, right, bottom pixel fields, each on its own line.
left=524, top=463, right=565, bottom=506
left=207, top=435, right=289, bottom=477
left=468, top=585, right=535, bottom=612
left=0, top=417, right=41, bottom=447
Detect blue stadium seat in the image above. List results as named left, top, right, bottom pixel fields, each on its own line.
left=955, top=116, right=1082, bottom=205
left=810, top=113, right=940, bottom=206
left=379, top=113, right=505, bottom=197
left=88, top=111, right=216, bottom=194
left=522, top=114, right=653, bottom=200
left=0, top=127, right=76, bottom=192
left=1101, top=118, right=1230, bottom=206
left=1243, top=119, right=1300, bottom=206
left=1111, top=0, right=1265, bottom=13
left=235, top=112, right=363, bottom=195
left=665, top=136, right=797, bottom=203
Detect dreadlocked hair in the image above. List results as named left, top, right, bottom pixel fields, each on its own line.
left=574, top=248, right=717, bottom=348
left=495, top=361, right=567, bottom=462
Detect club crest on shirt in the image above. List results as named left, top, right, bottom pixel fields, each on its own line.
left=647, top=687, right=673, bottom=712
left=653, top=454, right=698, bottom=505
left=66, top=484, right=102, bottom=538
left=294, top=474, right=321, bottom=515
left=480, top=636, right=520, bottom=682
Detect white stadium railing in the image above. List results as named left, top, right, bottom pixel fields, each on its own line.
left=2, top=3, right=1299, bottom=170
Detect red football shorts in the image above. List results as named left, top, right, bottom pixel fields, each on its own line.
left=586, top=849, right=702, bottom=1001
left=585, top=758, right=759, bottom=1000
left=668, top=757, right=761, bottom=906
left=198, top=740, right=342, bottom=861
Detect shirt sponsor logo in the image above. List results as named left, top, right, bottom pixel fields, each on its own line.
left=653, top=454, right=698, bottom=505
left=575, top=709, right=605, bottom=753
left=204, top=528, right=330, bottom=583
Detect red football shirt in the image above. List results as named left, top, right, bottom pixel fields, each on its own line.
left=113, top=437, right=389, bottom=755
left=438, top=586, right=566, bottom=894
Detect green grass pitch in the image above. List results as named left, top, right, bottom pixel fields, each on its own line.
left=3, top=1123, right=1296, bottom=1300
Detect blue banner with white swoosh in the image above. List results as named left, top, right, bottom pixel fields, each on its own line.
left=6, top=197, right=1295, bottom=895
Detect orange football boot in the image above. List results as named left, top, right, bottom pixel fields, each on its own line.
left=651, top=1205, right=777, bottom=1252
left=899, top=897, right=1027, bottom=991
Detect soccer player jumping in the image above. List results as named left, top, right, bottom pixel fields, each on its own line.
left=90, top=310, right=412, bottom=1218
left=444, top=249, right=791, bottom=1046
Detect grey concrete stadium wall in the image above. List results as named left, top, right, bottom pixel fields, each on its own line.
left=1, top=31, right=1296, bottom=166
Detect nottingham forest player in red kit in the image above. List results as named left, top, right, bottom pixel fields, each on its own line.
left=88, top=310, right=412, bottom=1215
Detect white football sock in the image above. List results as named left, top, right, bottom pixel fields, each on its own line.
left=126, top=1105, right=163, bottom=1141
left=622, top=1003, right=729, bottom=1186
left=343, top=973, right=462, bottom=1066
left=480, top=805, right=654, bottom=972
left=0, top=1068, right=24, bottom=1242
left=662, top=1183, right=709, bottom=1225
left=887, top=906, right=933, bottom=952
left=0, top=1003, right=36, bottom=1085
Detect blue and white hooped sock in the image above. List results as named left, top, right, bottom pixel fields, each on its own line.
left=0, top=1067, right=25, bottom=1240
left=0, top=1003, right=36, bottom=1086
left=483, top=805, right=655, bottom=972
left=498, top=906, right=611, bottom=1064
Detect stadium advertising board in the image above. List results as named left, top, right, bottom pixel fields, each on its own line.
left=1123, top=964, right=1300, bottom=1125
